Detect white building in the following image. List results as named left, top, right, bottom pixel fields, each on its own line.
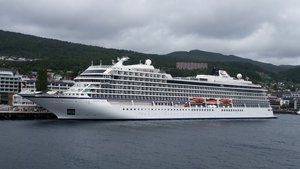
left=13, top=94, right=37, bottom=107
left=0, top=70, right=20, bottom=93
left=0, top=70, right=21, bottom=104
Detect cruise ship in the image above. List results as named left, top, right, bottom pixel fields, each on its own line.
left=20, top=57, right=275, bottom=119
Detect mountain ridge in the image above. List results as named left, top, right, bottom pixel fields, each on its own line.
left=0, top=29, right=297, bottom=82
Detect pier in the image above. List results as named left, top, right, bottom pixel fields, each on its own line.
left=273, top=110, right=298, bottom=115
left=0, top=111, right=57, bottom=119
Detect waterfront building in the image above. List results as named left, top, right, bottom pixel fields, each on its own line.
left=282, top=91, right=300, bottom=110
left=0, top=70, right=21, bottom=105
left=267, top=95, right=282, bottom=110
left=0, top=70, right=20, bottom=93
left=13, top=94, right=36, bottom=107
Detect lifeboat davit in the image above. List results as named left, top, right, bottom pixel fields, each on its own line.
left=190, top=98, right=204, bottom=103
left=219, top=98, right=231, bottom=104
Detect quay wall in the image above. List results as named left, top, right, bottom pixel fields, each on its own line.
left=0, top=111, right=57, bottom=119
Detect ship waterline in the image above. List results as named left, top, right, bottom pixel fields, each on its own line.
left=21, top=57, right=275, bottom=119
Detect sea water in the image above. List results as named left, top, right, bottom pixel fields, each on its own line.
left=0, top=114, right=299, bottom=169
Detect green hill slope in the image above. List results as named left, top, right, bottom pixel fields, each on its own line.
left=278, top=66, right=300, bottom=82
left=0, top=30, right=295, bottom=82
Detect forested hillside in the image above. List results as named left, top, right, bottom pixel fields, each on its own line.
left=0, top=30, right=296, bottom=82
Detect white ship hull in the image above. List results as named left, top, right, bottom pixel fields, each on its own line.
left=23, top=95, right=275, bottom=119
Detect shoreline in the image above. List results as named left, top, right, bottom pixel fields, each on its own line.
left=0, top=111, right=57, bottom=120
left=273, top=110, right=298, bottom=115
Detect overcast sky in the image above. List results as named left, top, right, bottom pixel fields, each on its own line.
left=1, top=0, right=300, bottom=65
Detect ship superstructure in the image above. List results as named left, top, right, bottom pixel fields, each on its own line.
left=21, top=57, right=274, bottom=119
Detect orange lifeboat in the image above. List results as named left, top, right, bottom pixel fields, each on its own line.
left=190, top=98, right=204, bottom=103
left=219, top=98, right=231, bottom=104
left=206, top=98, right=217, bottom=104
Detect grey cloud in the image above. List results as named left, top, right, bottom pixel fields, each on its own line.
left=1, top=0, right=300, bottom=65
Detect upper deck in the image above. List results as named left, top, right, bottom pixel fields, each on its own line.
left=76, top=57, right=260, bottom=88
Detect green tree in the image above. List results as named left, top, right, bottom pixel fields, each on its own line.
left=36, top=68, right=48, bottom=92
left=280, top=103, right=289, bottom=110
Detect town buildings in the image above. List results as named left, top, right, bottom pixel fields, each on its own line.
left=0, top=68, right=74, bottom=109
left=268, top=91, right=300, bottom=111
